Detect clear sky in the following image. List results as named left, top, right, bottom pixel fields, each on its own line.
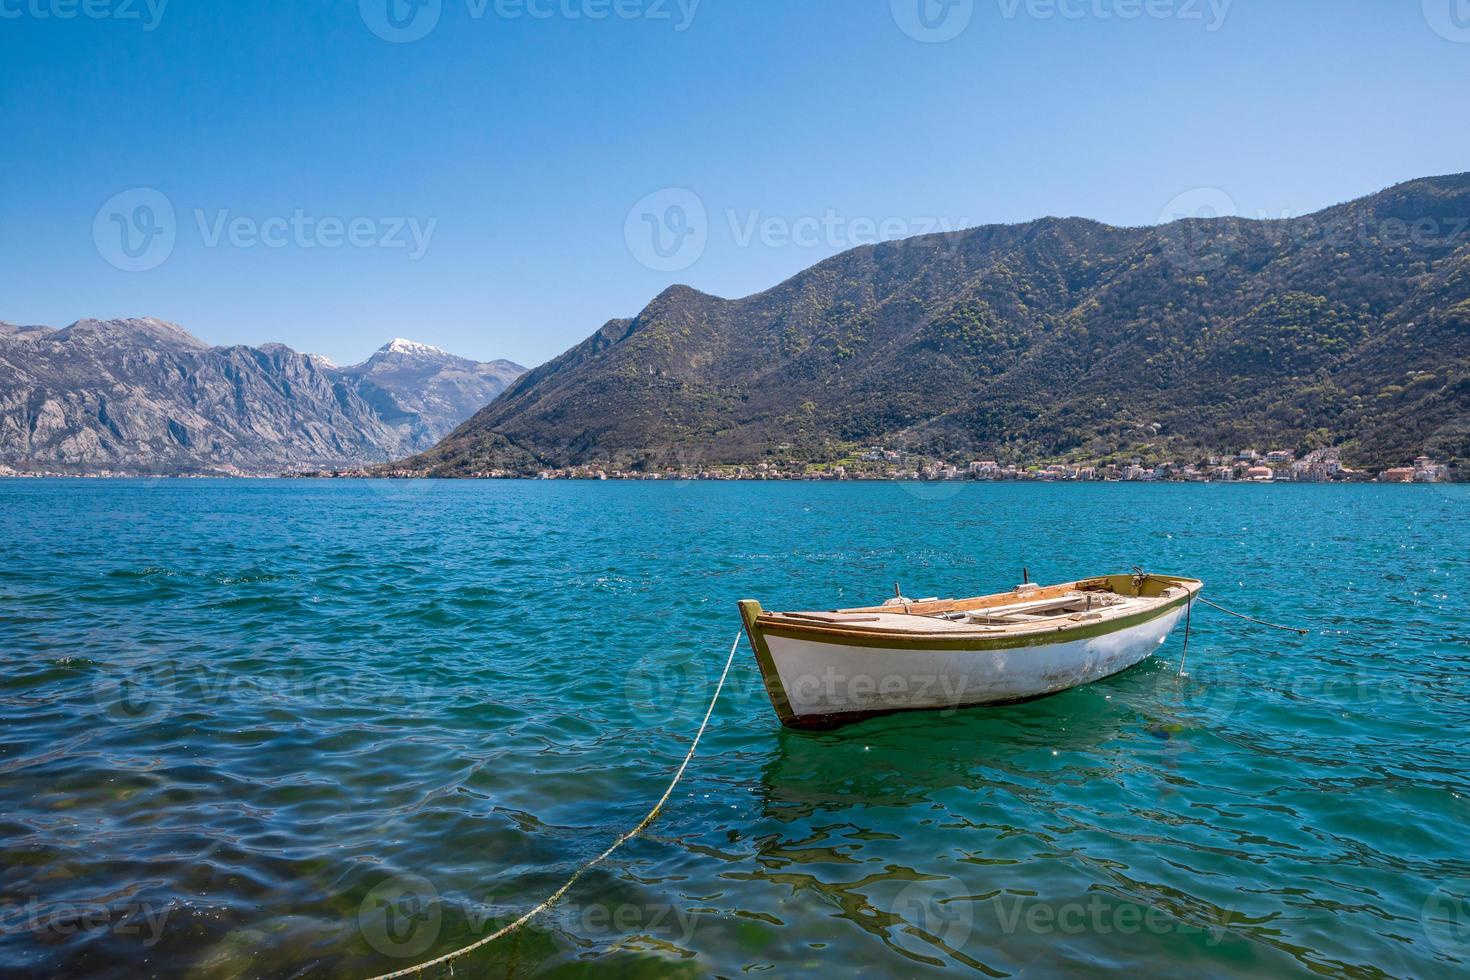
left=2, top=0, right=1468, bottom=367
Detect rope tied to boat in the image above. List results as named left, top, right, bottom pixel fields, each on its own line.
left=362, top=630, right=746, bottom=980
left=1195, top=596, right=1310, bottom=636
left=1177, top=592, right=1310, bottom=675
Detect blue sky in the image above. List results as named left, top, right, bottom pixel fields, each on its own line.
left=2, top=0, right=1468, bottom=367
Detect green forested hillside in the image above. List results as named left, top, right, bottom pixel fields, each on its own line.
left=407, top=174, right=1470, bottom=475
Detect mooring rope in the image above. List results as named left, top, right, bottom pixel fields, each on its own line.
left=363, top=630, right=747, bottom=980
left=1196, top=596, right=1310, bottom=636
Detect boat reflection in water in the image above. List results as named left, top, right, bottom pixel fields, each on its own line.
left=741, top=658, right=1286, bottom=975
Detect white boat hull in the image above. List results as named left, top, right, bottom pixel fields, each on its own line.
left=764, top=606, right=1185, bottom=724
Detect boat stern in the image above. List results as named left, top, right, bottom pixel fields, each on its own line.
left=738, top=600, right=800, bottom=728
left=1080, top=572, right=1204, bottom=602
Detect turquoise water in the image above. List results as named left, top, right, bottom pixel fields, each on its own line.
left=0, top=479, right=1466, bottom=978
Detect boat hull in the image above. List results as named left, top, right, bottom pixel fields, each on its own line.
left=743, top=599, right=1189, bottom=729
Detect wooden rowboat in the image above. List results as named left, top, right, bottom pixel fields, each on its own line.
left=738, top=572, right=1203, bottom=729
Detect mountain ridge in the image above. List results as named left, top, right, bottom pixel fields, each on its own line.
left=0, top=320, right=525, bottom=474
left=405, top=173, right=1470, bottom=476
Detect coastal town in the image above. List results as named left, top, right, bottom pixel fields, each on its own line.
left=5, top=446, right=1455, bottom=483
left=370, top=446, right=1457, bottom=484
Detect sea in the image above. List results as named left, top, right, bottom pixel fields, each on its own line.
left=1, top=479, right=1466, bottom=978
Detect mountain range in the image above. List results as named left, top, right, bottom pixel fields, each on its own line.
left=5, top=174, right=1467, bottom=479
left=406, top=173, right=1470, bottom=476
left=0, top=319, right=523, bottom=475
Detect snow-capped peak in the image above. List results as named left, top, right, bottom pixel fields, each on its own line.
left=381, top=338, right=447, bottom=357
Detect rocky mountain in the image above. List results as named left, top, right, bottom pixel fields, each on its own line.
left=327, top=339, right=524, bottom=449
left=407, top=173, right=1470, bottom=476
left=0, top=320, right=524, bottom=475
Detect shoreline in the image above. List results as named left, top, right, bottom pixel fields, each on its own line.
left=0, top=473, right=1460, bottom=486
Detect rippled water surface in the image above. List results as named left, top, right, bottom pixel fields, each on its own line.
left=1, top=479, right=1467, bottom=978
